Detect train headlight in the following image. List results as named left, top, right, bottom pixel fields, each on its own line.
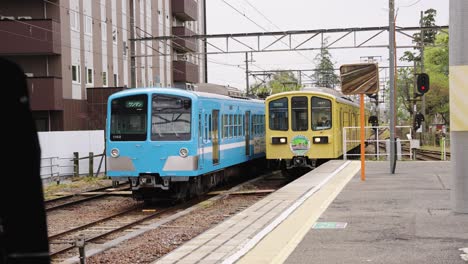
left=179, top=147, right=189, bottom=158
left=313, top=136, right=329, bottom=144
left=272, top=137, right=288, bottom=144
left=110, top=148, right=120, bottom=157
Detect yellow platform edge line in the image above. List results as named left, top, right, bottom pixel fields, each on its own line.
left=236, top=161, right=361, bottom=264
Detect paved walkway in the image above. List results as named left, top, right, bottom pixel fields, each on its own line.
left=284, top=161, right=468, bottom=264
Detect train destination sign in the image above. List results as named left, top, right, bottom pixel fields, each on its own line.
left=339, top=63, right=379, bottom=95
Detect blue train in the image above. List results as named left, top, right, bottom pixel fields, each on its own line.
left=106, top=86, right=266, bottom=202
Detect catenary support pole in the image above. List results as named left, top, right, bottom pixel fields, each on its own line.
left=360, top=94, right=366, bottom=181
left=245, top=52, right=249, bottom=95
left=450, top=0, right=468, bottom=213
left=389, top=0, right=396, bottom=173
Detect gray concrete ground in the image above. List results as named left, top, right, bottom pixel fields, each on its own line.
left=285, top=161, right=468, bottom=264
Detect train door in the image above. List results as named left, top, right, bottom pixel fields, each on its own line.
left=212, top=110, right=220, bottom=164
left=198, top=111, right=204, bottom=170
left=245, top=111, right=251, bottom=156
left=343, top=111, right=349, bottom=151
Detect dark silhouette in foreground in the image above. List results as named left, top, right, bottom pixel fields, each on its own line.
left=0, top=57, right=50, bottom=263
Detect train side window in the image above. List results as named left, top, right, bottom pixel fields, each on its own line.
left=234, top=114, right=238, bottom=137
left=199, top=113, right=202, bottom=141
left=223, top=114, right=228, bottom=138
left=237, top=115, right=241, bottom=136
left=209, top=114, right=212, bottom=140
left=242, top=116, right=245, bottom=136
left=269, top=97, right=288, bottom=131
left=291, top=96, right=308, bottom=131
left=204, top=114, right=208, bottom=142
left=252, top=115, right=256, bottom=135
left=229, top=114, right=233, bottom=138
left=311, top=97, right=332, bottom=131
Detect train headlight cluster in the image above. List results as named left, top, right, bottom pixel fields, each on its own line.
left=272, top=137, right=288, bottom=144
left=313, top=136, right=329, bottom=144
left=110, top=148, right=120, bottom=157
left=179, top=147, right=189, bottom=158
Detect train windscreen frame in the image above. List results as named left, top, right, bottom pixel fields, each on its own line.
left=151, top=94, right=192, bottom=141
left=269, top=97, right=288, bottom=131
left=291, top=96, right=308, bottom=131
left=110, top=94, right=148, bottom=141
left=311, top=97, right=332, bottom=130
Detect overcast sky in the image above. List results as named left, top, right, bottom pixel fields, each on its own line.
left=205, top=0, right=449, bottom=90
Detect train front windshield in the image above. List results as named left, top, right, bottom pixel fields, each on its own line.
left=110, top=95, right=148, bottom=141
left=151, top=94, right=192, bottom=141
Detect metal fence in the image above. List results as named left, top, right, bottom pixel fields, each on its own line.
left=40, top=151, right=106, bottom=183
left=343, top=125, right=415, bottom=160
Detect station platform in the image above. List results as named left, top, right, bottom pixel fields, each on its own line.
left=154, top=161, right=468, bottom=264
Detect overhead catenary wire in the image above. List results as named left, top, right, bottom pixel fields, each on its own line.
left=220, top=0, right=319, bottom=85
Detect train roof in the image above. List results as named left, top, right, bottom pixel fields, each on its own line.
left=266, top=86, right=358, bottom=107
left=109, top=87, right=264, bottom=104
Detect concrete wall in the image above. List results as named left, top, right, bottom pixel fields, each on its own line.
left=38, top=130, right=105, bottom=180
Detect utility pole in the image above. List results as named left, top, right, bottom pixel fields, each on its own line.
left=389, top=0, right=396, bottom=174
left=297, top=70, right=302, bottom=86
left=129, top=0, right=136, bottom=88
left=245, top=52, right=249, bottom=95
left=245, top=53, right=255, bottom=95
left=420, top=11, right=426, bottom=133
left=203, top=0, right=208, bottom=83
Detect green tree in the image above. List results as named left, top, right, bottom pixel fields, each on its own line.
left=401, top=8, right=438, bottom=63
left=396, top=67, right=414, bottom=123
left=397, top=8, right=449, bottom=127
left=424, top=33, right=449, bottom=125
left=313, top=39, right=339, bottom=88
left=250, top=71, right=301, bottom=98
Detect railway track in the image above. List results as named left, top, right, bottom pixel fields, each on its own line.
left=49, top=170, right=285, bottom=263
left=45, top=184, right=130, bottom=211
left=49, top=204, right=173, bottom=259
left=377, top=142, right=450, bottom=161
left=412, top=148, right=451, bottom=161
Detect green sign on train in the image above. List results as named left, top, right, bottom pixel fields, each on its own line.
left=339, top=63, right=379, bottom=95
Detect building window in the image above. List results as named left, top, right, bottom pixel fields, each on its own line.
left=70, top=11, right=79, bottom=31
left=102, top=71, right=107, bottom=86
left=86, top=67, right=93, bottom=84
left=102, top=22, right=107, bottom=40
left=114, top=74, right=118, bottom=86
left=72, top=65, right=80, bottom=83
left=85, top=16, right=93, bottom=36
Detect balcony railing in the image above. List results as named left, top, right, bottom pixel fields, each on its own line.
left=171, top=0, right=198, bottom=21
left=173, top=61, right=199, bottom=83
left=27, top=77, right=63, bottom=111
left=0, top=19, right=61, bottom=55
left=172, top=26, right=197, bottom=52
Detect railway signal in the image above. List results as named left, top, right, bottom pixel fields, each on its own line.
left=417, top=73, right=430, bottom=95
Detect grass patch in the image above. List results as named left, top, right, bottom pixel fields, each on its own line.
left=43, top=176, right=110, bottom=200
left=420, top=145, right=450, bottom=152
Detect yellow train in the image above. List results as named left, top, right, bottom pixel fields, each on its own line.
left=265, top=87, right=369, bottom=176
